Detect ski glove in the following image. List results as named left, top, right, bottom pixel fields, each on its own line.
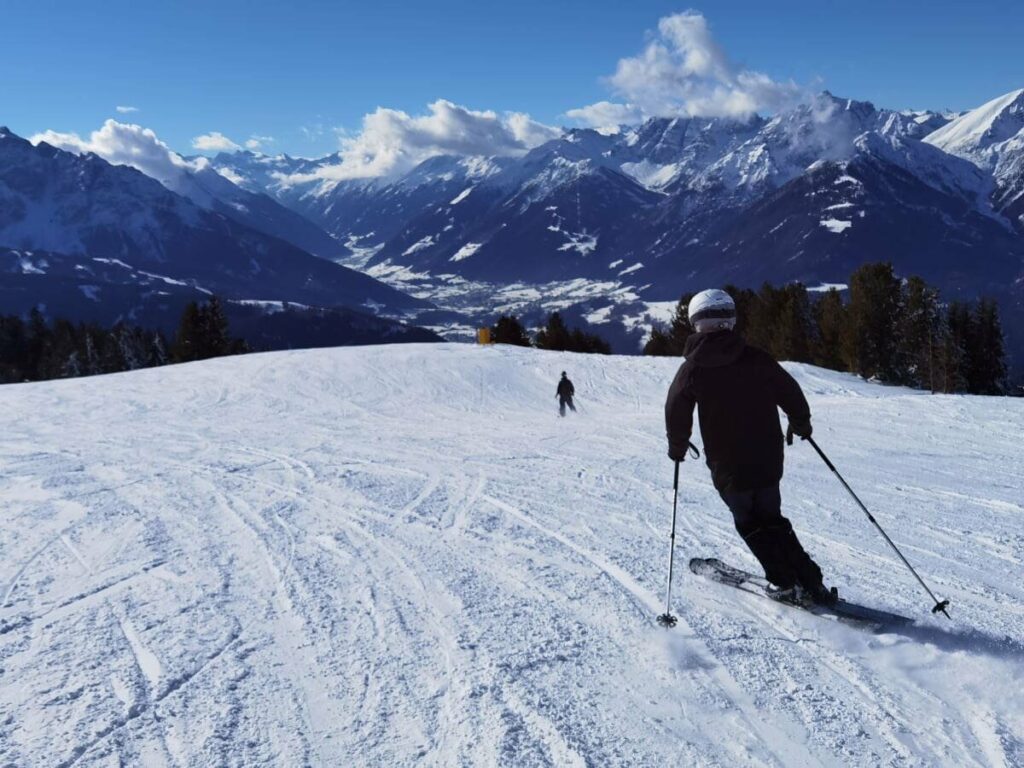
left=667, top=445, right=688, bottom=462
left=668, top=441, right=701, bottom=462
left=786, top=418, right=812, bottom=446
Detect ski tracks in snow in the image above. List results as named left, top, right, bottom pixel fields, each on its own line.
left=2, top=345, right=1023, bottom=766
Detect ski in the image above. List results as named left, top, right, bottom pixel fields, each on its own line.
left=689, top=557, right=914, bottom=629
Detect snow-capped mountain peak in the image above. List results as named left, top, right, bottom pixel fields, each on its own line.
left=922, top=89, right=1024, bottom=219
left=924, top=88, right=1024, bottom=168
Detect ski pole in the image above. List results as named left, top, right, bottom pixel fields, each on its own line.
left=804, top=436, right=951, bottom=619
left=657, top=443, right=700, bottom=628
left=656, top=461, right=681, bottom=628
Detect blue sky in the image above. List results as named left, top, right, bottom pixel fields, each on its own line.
left=4, top=0, right=1023, bottom=158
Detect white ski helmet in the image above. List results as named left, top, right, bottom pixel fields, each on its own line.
left=688, top=289, right=736, bottom=332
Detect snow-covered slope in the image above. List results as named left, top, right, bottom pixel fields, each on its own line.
left=2, top=344, right=1022, bottom=766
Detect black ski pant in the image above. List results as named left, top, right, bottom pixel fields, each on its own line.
left=559, top=396, right=576, bottom=416
left=718, top=484, right=823, bottom=590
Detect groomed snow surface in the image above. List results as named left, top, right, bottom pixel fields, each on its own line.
left=2, top=344, right=1023, bottom=767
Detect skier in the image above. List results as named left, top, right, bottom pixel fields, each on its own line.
left=664, top=289, right=837, bottom=606
left=556, top=371, right=576, bottom=417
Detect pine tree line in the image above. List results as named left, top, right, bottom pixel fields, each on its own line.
left=171, top=297, right=248, bottom=363
left=644, top=263, right=1008, bottom=395
left=490, top=312, right=611, bottom=354
left=0, top=297, right=248, bottom=384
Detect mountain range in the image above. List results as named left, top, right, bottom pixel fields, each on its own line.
left=0, top=127, right=438, bottom=348
left=3, top=88, right=1023, bottom=364
left=209, top=89, right=1024, bottom=360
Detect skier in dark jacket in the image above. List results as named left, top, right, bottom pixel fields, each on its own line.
left=556, top=372, right=576, bottom=417
left=665, top=288, right=836, bottom=605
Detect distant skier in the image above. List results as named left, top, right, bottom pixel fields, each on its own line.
left=664, top=289, right=837, bottom=605
left=556, top=371, right=576, bottom=417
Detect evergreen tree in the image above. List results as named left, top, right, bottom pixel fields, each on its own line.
left=202, top=296, right=231, bottom=358
left=173, top=298, right=244, bottom=362
left=535, top=312, right=611, bottom=354
left=943, top=301, right=972, bottom=393
left=570, top=328, right=612, bottom=354
left=111, top=324, right=138, bottom=371
left=227, top=334, right=250, bottom=356
left=842, top=263, right=902, bottom=381
left=534, top=312, right=573, bottom=351
left=638, top=270, right=1008, bottom=396
left=745, top=283, right=779, bottom=353
left=668, top=292, right=696, bottom=352
left=813, top=288, right=846, bottom=371
left=111, top=324, right=155, bottom=371
left=42, top=319, right=80, bottom=379
left=491, top=315, right=532, bottom=346
left=642, top=327, right=673, bottom=356
left=149, top=332, right=170, bottom=367
left=26, top=308, right=49, bottom=380
left=0, top=315, right=28, bottom=383
left=970, top=298, right=1007, bottom=395
left=643, top=292, right=695, bottom=356
left=774, top=283, right=814, bottom=362
left=81, top=327, right=103, bottom=376
left=173, top=302, right=205, bottom=362
left=0, top=307, right=243, bottom=384
left=724, top=285, right=759, bottom=342
left=720, top=283, right=812, bottom=362
left=895, top=278, right=941, bottom=390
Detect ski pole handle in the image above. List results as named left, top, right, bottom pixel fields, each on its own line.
left=673, top=460, right=680, bottom=491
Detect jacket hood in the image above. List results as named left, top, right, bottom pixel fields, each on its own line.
left=683, top=330, right=746, bottom=368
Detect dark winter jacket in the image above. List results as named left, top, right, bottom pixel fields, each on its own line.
left=665, top=330, right=811, bottom=492
left=557, top=378, right=575, bottom=399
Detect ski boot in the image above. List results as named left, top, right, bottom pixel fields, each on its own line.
left=805, top=582, right=839, bottom=607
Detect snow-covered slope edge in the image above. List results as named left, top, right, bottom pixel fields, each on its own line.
left=2, top=344, right=1022, bottom=766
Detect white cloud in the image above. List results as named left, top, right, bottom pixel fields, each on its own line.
left=286, top=99, right=561, bottom=185
left=192, top=131, right=241, bottom=152
left=564, top=101, right=646, bottom=134
left=245, top=135, right=274, bottom=151
left=505, top=112, right=562, bottom=147
left=31, top=120, right=200, bottom=189
left=569, top=11, right=802, bottom=129
left=115, top=105, right=139, bottom=114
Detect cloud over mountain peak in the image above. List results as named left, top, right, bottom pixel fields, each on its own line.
left=570, top=11, right=804, bottom=131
